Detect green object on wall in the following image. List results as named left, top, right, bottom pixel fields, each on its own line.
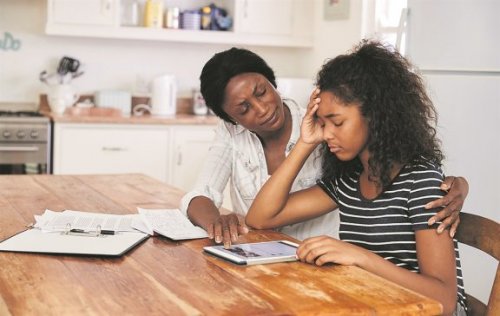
left=0, top=32, right=22, bottom=51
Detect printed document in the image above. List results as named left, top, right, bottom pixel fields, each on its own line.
left=35, top=209, right=139, bottom=233
left=134, top=208, right=208, bottom=240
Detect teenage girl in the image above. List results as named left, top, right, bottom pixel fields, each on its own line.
left=246, top=41, right=466, bottom=315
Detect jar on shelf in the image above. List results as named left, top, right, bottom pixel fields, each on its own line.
left=180, top=10, right=201, bottom=30
left=121, top=0, right=139, bottom=26
left=165, top=7, right=180, bottom=29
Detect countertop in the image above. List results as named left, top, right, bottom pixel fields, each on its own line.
left=39, top=95, right=220, bottom=125
left=45, top=110, right=220, bottom=125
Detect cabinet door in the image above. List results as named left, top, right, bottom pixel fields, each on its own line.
left=235, top=0, right=293, bottom=35
left=169, top=126, right=215, bottom=191
left=53, top=124, right=169, bottom=182
left=48, top=0, right=118, bottom=26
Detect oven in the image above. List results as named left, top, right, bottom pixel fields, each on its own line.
left=0, top=108, right=51, bottom=175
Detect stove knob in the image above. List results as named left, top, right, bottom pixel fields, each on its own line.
left=30, top=130, right=39, bottom=139
left=17, top=131, right=26, bottom=139
left=2, top=130, right=11, bottom=139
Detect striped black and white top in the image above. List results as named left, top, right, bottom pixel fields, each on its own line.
left=318, top=159, right=466, bottom=310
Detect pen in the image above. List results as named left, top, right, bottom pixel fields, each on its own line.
left=69, top=229, right=116, bottom=235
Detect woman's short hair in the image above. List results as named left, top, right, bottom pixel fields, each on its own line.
left=200, top=47, right=277, bottom=124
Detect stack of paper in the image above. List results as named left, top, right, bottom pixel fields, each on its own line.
left=0, top=208, right=208, bottom=257
left=34, top=209, right=139, bottom=233
left=133, top=208, right=208, bottom=240
left=34, top=208, right=208, bottom=241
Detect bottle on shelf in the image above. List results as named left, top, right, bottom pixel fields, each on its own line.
left=121, top=0, right=139, bottom=26
left=144, top=0, right=163, bottom=28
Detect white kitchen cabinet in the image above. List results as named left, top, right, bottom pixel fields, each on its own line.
left=53, top=123, right=170, bottom=182
left=168, top=125, right=215, bottom=192
left=45, top=0, right=313, bottom=47
left=48, top=0, right=119, bottom=27
left=53, top=122, right=232, bottom=209
left=234, top=0, right=293, bottom=36
left=168, top=124, right=232, bottom=210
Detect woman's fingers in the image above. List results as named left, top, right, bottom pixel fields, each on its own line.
left=210, top=214, right=248, bottom=248
left=426, top=176, right=467, bottom=236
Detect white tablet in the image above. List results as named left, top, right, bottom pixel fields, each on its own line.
left=203, top=240, right=299, bottom=265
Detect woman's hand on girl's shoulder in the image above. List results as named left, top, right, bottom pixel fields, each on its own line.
left=425, top=176, right=469, bottom=237
left=296, top=235, right=370, bottom=267
left=207, top=213, right=249, bottom=249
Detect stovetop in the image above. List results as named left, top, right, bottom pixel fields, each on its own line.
left=0, top=111, right=45, bottom=118
left=0, top=102, right=49, bottom=124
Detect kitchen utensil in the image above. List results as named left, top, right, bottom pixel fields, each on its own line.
left=151, top=75, right=176, bottom=116
left=39, top=70, right=61, bottom=86
left=57, top=56, right=80, bottom=76
left=71, top=71, right=84, bottom=79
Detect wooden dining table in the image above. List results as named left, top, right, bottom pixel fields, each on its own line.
left=0, top=174, right=442, bottom=315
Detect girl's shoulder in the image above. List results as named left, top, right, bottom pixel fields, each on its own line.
left=401, top=157, right=444, bottom=181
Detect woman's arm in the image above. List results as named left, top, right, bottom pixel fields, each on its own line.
left=297, top=231, right=458, bottom=315
left=180, top=122, right=247, bottom=247
left=426, top=176, right=469, bottom=237
left=187, top=196, right=247, bottom=247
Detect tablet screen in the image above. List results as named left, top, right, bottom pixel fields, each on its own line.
left=204, top=240, right=298, bottom=265
left=225, top=241, right=296, bottom=258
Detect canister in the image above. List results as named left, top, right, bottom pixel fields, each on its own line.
left=165, top=7, right=180, bottom=29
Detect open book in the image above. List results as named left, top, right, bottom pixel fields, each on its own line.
left=132, top=208, right=208, bottom=240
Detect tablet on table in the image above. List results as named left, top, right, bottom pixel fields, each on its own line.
left=203, top=240, right=299, bottom=265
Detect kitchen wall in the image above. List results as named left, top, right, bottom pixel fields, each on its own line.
left=0, top=0, right=363, bottom=103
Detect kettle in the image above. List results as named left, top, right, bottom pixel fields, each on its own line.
left=151, top=74, right=177, bottom=116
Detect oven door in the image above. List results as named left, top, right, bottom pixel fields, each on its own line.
left=0, top=143, right=49, bottom=174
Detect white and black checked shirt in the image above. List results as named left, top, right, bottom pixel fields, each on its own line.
left=180, top=100, right=340, bottom=240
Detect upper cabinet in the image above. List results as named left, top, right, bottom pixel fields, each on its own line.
left=45, top=0, right=313, bottom=47
left=48, top=0, right=120, bottom=26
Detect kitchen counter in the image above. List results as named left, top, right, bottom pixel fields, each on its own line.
left=46, top=110, right=220, bottom=125
left=39, top=95, right=220, bottom=125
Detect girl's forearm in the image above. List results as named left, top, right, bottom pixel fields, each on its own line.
left=246, top=140, right=318, bottom=228
left=358, top=251, right=457, bottom=315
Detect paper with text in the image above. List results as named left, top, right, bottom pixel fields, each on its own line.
left=35, top=209, right=139, bottom=233
left=136, top=208, right=208, bottom=240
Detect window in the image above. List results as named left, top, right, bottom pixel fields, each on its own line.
left=362, top=0, right=407, bottom=52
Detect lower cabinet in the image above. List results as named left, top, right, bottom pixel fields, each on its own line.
left=168, top=125, right=215, bottom=191
left=53, top=123, right=216, bottom=186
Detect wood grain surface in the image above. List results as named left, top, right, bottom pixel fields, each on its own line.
left=0, top=174, right=442, bottom=315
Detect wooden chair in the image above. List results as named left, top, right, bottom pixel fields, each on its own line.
left=455, top=212, right=500, bottom=316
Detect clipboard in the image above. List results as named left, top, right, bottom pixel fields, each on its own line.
left=0, top=228, right=149, bottom=257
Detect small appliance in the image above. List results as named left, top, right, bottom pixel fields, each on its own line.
left=151, top=74, right=177, bottom=116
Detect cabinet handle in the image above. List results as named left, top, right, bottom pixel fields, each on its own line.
left=0, top=146, right=39, bottom=152
left=243, top=0, right=248, bottom=18
left=101, top=146, right=127, bottom=152
left=177, top=152, right=182, bottom=165
left=102, top=0, right=111, bottom=13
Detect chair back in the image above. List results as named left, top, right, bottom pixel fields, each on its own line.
left=455, top=212, right=500, bottom=316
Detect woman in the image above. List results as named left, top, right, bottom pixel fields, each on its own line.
left=180, top=47, right=468, bottom=247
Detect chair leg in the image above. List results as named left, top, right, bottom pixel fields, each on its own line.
left=486, top=265, right=500, bottom=316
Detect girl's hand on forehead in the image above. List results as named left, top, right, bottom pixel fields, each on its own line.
left=300, top=88, right=323, bottom=144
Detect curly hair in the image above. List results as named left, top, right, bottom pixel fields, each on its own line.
left=199, top=47, right=277, bottom=124
left=317, top=40, right=444, bottom=188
